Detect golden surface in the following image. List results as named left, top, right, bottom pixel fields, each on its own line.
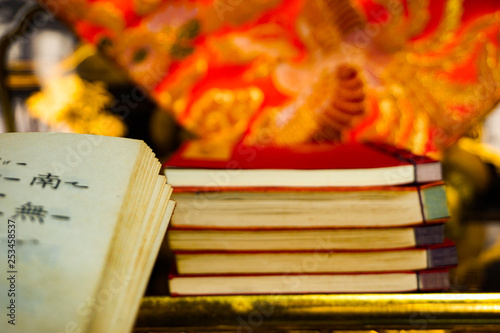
left=26, top=74, right=126, bottom=136
left=135, top=294, right=500, bottom=331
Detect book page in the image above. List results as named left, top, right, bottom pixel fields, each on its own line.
left=0, top=133, right=143, bottom=333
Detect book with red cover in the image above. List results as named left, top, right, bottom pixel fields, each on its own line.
left=167, top=224, right=446, bottom=252
left=163, top=141, right=442, bottom=188
left=173, top=242, right=457, bottom=275
left=168, top=269, right=453, bottom=296
left=169, top=181, right=449, bottom=229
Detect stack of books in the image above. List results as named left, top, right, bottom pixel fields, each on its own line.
left=163, top=142, right=457, bottom=296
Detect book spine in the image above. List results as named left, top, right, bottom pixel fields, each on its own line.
left=421, top=185, right=450, bottom=221
left=427, top=246, right=458, bottom=268
left=365, top=143, right=442, bottom=184
left=415, top=162, right=443, bottom=184
left=417, top=270, right=451, bottom=291
left=414, top=224, right=445, bottom=246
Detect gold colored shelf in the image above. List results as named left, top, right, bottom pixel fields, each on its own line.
left=135, top=293, right=500, bottom=331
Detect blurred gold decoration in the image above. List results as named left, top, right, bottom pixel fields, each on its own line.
left=39, top=0, right=500, bottom=156
left=182, top=87, right=265, bottom=160
left=186, top=87, right=264, bottom=140
left=133, top=0, right=163, bottom=16
left=153, top=57, right=208, bottom=117
left=27, top=74, right=126, bottom=137
left=23, top=43, right=127, bottom=136
left=247, top=64, right=366, bottom=146
left=213, top=0, right=282, bottom=27
left=61, top=0, right=125, bottom=34
left=206, top=23, right=299, bottom=65
left=299, top=0, right=364, bottom=53
left=113, top=25, right=172, bottom=88
left=314, top=64, right=366, bottom=142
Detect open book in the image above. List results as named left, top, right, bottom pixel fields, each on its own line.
left=0, top=132, right=174, bottom=333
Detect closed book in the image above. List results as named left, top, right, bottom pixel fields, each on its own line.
left=168, top=224, right=446, bottom=252
left=164, top=141, right=442, bottom=188
left=170, top=182, right=448, bottom=229
left=169, top=269, right=452, bottom=295
left=174, top=243, right=457, bottom=275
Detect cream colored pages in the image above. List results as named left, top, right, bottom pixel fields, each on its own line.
left=0, top=132, right=143, bottom=333
left=91, top=176, right=167, bottom=332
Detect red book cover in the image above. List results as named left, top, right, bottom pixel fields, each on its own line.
left=168, top=268, right=454, bottom=296
left=163, top=141, right=442, bottom=187
left=165, top=141, right=437, bottom=170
